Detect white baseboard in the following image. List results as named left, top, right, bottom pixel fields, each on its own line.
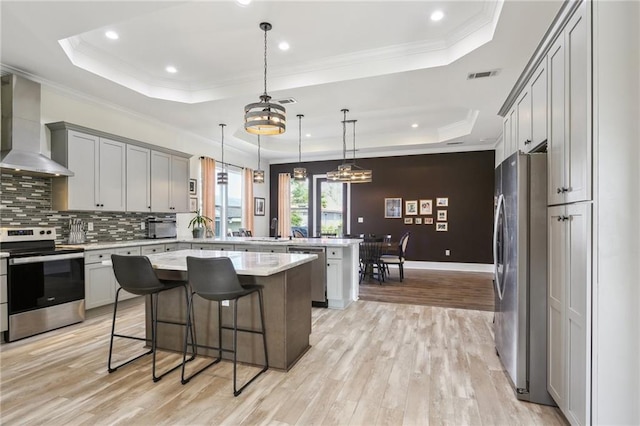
left=403, top=261, right=494, bottom=273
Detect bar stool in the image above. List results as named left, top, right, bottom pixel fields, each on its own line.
left=181, top=256, right=268, bottom=396
left=108, top=254, right=195, bottom=382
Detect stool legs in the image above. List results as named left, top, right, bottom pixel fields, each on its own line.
left=108, top=288, right=152, bottom=373
left=181, top=291, right=221, bottom=384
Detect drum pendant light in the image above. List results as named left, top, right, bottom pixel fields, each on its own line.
left=253, top=135, right=265, bottom=184
left=327, top=109, right=353, bottom=182
left=293, top=114, right=307, bottom=180
left=217, top=124, right=228, bottom=185
left=244, top=22, right=286, bottom=135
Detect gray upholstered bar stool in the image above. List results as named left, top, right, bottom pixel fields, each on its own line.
left=109, top=254, right=195, bottom=382
left=181, top=256, right=268, bottom=396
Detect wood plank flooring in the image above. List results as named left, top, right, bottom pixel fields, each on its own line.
left=359, top=268, right=496, bottom=311
left=0, top=298, right=566, bottom=425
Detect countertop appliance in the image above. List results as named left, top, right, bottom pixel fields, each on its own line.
left=493, top=151, right=554, bottom=405
left=287, top=246, right=327, bottom=307
left=146, top=217, right=177, bottom=239
left=0, top=227, right=85, bottom=342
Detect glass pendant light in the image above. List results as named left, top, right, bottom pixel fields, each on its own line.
left=217, top=123, right=228, bottom=185
left=327, top=109, right=353, bottom=182
left=244, top=22, right=286, bottom=135
left=253, top=135, right=265, bottom=183
left=347, top=119, right=373, bottom=183
left=293, top=114, right=307, bottom=180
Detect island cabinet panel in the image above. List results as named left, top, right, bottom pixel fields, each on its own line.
left=152, top=262, right=312, bottom=371
left=126, top=145, right=151, bottom=212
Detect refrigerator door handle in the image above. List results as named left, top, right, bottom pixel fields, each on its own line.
left=493, top=193, right=506, bottom=300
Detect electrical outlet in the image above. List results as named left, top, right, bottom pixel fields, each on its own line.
left=87, top=222, right=94, bottom=231
left=221, top=300, right=230, bottom=307
left=140, top=221, right=145, bottom=230
left=445, top=249, right=450, bottom=256
left=358, top=217, right=364, bottom=223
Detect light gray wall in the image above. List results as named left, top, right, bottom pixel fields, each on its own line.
left=592, top=1, right=640, bottom=424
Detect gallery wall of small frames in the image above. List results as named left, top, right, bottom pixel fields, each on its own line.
left=387, top=197, right=449, bottom=231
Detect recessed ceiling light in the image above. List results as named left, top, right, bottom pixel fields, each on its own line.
left=430, top=10, right=444, bottom=21
left=306, top=134, right=311, bottom=137
left=236, top=0, right=251, bottom=5
left=278, top=41, right=290, bottom=51
left=411, top=123, right=419, bottom=128
left=105, top=30, right=119, bottom=40
left=165, top=66, right=177, bottom=74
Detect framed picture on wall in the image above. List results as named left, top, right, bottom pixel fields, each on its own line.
left=404, top=217, right=413, bottom=224
left=189, top=179, right=197, bottom=195
left=437, top=210, right=447, bottom=221
left=415, top=217, right=423, bottom=225
left=436, top=222, right=448, bottom=231
left=405, top=200, right=418, bottom=215
left=189, top=197, right=197, bottom=212
left=384, top=198, right=402, bottom=218
left=425, top=217, right=434, bottom=225
left=419, top=199, right=433, bottom=215
left=254, top=197, right=265, bottom=216
left=436, top=197, right=448, bottom=207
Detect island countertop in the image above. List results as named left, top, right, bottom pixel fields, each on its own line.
left=63, top=236, right=361, bottom=251
left=143, top=249, right=317, bottom=276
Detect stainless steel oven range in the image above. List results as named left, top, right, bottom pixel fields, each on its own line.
left=0, top=227, right=85, bottom=342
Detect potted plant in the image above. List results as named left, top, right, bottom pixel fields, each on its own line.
left=188, top=209, right=212, bottom=239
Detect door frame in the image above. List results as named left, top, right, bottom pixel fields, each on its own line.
left=312, top=174, right=351, bottom=237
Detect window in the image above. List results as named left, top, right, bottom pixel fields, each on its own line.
left=290, top=178, right=309, bottom=237
left=215, top=165, right=243, bottom=237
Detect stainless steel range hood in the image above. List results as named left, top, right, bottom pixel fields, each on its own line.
left=1, top=75, right=73, bottom=177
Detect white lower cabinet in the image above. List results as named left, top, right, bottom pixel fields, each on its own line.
left=1, top=259, right=7, bottom=332
left=85, top=247, right=142, bottom=309
left=191, top=243, right=234, bottom=251
left=548, top=202, right=591, bottom=426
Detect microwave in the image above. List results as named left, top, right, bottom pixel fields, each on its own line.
left=146, top=217, right=177, bottom=239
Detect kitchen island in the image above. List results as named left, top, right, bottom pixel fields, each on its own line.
left=143, top=249, right=317, bottom=371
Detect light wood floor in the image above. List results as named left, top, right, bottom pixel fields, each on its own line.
left=0, top=298, right=566, bottom=425
left=359, top=269, right=495, bottom=312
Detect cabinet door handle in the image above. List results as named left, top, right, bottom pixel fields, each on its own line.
left=524, top=139, right=531, bottom=145
left=557, top=215, right=569, bottom=222
left=556, top=187, right=569, bottom=194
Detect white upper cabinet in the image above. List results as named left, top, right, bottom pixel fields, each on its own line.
left=530, top=58, right=548, bottom=149
left=126, top=145, right=151, bottom=212
left=52, top=130, right=125, bottom=211
left=151, top=151, right=189, bottom=213
left=516, top=89, right=532, bottom=152
left=548, top=2, right=590, bottom=205
left=48, top=122, right=190, bottom=213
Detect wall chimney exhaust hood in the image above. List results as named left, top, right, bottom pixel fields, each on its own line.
left=1, top=74, right=73, bottom=177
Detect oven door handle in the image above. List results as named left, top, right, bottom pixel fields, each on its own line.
left=9, top=252, right=85, bottom=265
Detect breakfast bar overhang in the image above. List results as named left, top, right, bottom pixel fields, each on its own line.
left=143, top=249, right=317, bottom=371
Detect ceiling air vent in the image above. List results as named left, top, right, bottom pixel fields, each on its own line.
left=467, top=69, right=500, bottom=80
left=273, top=97, right=297, bottom=105
left=447, top=141, right=464, bottom=145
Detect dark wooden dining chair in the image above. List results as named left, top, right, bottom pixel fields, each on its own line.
left=380, top=232, right=410, bottom=282
left=359, top=241, right=385, bottom=284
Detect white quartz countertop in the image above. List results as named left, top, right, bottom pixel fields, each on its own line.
left=104, top=249, right=317, bottom=277
left=68, top=236, right=361, bottom=251
left=0, top=252, right=8, bottom=259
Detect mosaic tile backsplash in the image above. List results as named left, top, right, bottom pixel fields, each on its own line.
left=0, top=173, right=175, bottom=244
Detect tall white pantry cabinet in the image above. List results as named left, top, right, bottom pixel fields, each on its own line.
left=498, top=1, right=591, bottom=424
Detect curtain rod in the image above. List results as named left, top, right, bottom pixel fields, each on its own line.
left=199, top=156, right=245, bottom=170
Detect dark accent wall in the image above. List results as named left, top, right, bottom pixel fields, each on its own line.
left=270, top=151, right=495, bottom=263
left=0, top=172, right=174, bottom=244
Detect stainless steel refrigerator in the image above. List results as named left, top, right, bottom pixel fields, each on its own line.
left=493, top=151, right=555, bottom=406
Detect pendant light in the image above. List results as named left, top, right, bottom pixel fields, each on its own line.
left=253, top=135, right=265, bottom=183
left=327, top=109, right=353, bottom=182
left=293, top=114, right=307, bottom=180
left=217, top=123, right=228, bottom=185
left=347, top=119, right=372, bottom=183
left=244, top=22, right=286, bottom=135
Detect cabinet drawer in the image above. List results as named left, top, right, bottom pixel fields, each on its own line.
left=114, top=246, right=141, bottom=256
left=0, top=303, right=7, bottom=332
left=85, top=249, right=114, bottom=264
left=191, top=244, right=234, bottom=251
left=141, top=244, right=165, bottom=255
left=0, top=259, right=6, bottom=275
left=164, top=243, right=190, bottom=252
left=326, top=248, right=343, bottom=259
